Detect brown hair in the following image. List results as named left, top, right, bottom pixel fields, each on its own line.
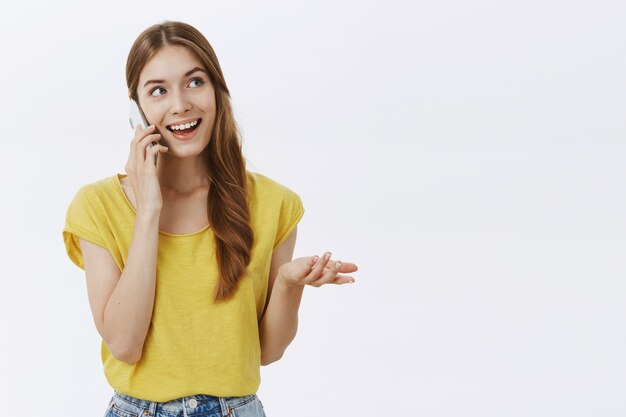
left=126, top=21, right=253, bottom=302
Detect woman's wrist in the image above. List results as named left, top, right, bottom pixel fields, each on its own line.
left=136, top=207, right=161, bottom=217
left=276, top=268, right=305, bottom=289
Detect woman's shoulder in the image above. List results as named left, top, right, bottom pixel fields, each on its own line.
left=246, top=170, right=300, bottom=199
left=69, top=174, right=121, bottom=205
left=245, top=171, right=305, bottom=235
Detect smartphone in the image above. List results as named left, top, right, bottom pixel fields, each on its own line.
left=129, top=99, right=159, bottom=165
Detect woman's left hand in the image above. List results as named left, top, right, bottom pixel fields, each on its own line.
left=278, top=252, right=358, bottom=288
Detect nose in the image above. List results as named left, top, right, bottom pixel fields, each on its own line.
left=169, top=89, right=192, bottom=115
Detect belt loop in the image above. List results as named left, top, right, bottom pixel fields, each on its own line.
left=218, top=397, right=230, bottom=417
left=182, top=396, right=188, bottom=417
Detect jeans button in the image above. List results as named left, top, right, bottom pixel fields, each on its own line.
left=188, top=399, right=198, bottom=408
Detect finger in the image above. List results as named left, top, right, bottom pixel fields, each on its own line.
left=323, top=259, right=356, bottom=285
left=127, top=125, right=142, bottom=166
left=136, top=134, right=162, bottom=165
left=331, top=274, right=356, bottom=285
left=131, top=125, right=157, bottom=167
left=303, top=252, right=332, bottom=284
left=305, top=260, right=341, bottom=287
left=318, top=261, right=358, bottom=275
left=144, top=143, right=168, bottom=168
left=335, top=262, right=358, bottom=273
left=131, top=124, right=155, bottom=145
left=313, top=259, right=345, bottom=285
left=138, top=133, right=162, bottom=148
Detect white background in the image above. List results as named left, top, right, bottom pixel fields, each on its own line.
left=1, top=0, right=625, bottom=416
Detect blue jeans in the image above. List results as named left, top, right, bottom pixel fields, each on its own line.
left=105, top=390, right=267, bottom=417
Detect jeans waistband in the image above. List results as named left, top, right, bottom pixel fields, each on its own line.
left=112, top=390, right=257, bottom=417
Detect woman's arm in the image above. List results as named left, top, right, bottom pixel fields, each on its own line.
left=258, top=227, right=358, bottom=365
left=258, top=227, right=302, bottom=366
left=81, top=210, right=160, bottom=364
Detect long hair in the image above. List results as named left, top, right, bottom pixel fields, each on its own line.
left=125, top=21, right=253, bottom=302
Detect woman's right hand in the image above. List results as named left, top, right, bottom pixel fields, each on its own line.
left=124, top=124, right=169, bottom=213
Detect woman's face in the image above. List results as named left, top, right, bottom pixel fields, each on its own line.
left=136, top=45, right=216, bottom=158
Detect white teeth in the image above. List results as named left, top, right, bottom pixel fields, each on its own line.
left=170, top=119, right=199, bottom=131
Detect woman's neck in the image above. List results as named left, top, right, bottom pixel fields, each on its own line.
left=156, top=153, right=210, bottom=195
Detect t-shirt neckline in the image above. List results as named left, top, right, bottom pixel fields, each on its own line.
left=114, top=173, right=211, bottom=238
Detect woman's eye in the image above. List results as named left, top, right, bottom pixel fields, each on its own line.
left=190, top=78, right=204, bottom=88
left=150, top=87, right=166, bottom=97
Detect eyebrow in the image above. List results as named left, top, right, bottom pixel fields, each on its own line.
left=143, top=67, right=207, bottom=88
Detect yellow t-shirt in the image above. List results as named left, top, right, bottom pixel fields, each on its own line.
left=62, top=170, right=304, bottom=402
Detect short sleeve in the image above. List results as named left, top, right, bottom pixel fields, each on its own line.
left=62, top=186, right=107, bottom=270
left=273, top=189, right=305, bottom=249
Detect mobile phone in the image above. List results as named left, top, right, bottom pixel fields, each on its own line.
left=129, top=99, right=159, bottom=166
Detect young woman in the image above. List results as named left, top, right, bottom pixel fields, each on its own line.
left=62, top=20, right=358, bottom=417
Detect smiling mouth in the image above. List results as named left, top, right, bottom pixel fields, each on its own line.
left=166, top=118, right=202, bottom=133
